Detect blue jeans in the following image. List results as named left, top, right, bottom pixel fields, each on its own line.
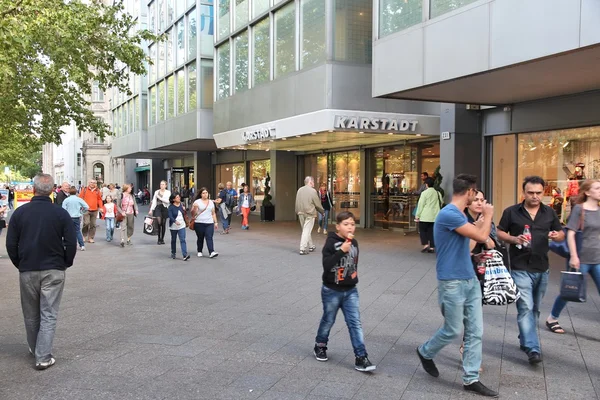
left=20, top=269, right=65, bottom=363
left=511, top=270, right=549, bottom=354
left=318, top=209, right=330, bottom=230
left=170, top=228, right=188, bottom=257
left=72, top=217, right=84, bottom=247
left=105, top=217, right=115, bottom=241
left=551, top=263, right=600, bottom=319
left=419, top=278, right=483, bottom=385
left=194, top=222, right=215, bottom=253
left=315, top=286, right=367, bottom=357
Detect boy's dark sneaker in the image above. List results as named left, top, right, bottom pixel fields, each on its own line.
left=416, top=347, right=439, bottom=377
left=355, top=356, right=376, bottom=372
left=463, top=381, right=499, bottom=397
left=313, top=345, right=328, bottom=361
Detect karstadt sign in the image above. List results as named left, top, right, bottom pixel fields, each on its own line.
left=334, top=115, right=419, bottom=132
left=242, top=127, right=275, bottom=142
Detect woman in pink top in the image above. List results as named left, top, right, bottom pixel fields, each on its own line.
left=118, top=184, right=139, bottom=247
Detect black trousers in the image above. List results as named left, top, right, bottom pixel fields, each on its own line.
left=418, top=221, right=435, bottom=247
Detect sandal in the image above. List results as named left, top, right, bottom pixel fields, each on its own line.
left=545, top=320, right=565, bottom=334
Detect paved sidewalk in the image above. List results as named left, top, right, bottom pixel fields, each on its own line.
left=0, top=207, right=599, bottom=399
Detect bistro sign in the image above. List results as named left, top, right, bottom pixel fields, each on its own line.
left=334, top=115, right=419, bottom=132
left=242, top=127, right=275, bottom=142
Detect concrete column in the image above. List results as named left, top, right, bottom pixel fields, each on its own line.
left=150, top=159, right=164, bottom=193
left=270, top=150, right=297, bottom=221
left=439, top=104, right=482, bottom=198
left=194, top=151, right=213, bottom=194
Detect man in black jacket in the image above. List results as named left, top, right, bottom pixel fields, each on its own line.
left=6, top=174, right=77, bottom=370
left=55, top=181, right=70, bottom=206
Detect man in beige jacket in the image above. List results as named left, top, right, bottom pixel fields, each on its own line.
left=295, top=176, right=325, bottom=255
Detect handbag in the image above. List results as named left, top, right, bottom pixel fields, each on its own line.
left=559, top=269, right=586, bottom=302
left=143, top=216, right=158, bottom=236
left=482, top=250, right=521, bottom=306
left=549, top=207, right=584, bottom=259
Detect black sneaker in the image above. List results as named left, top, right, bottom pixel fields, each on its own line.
left=355, top=356, right=376, bottom=372
left=416, top=347, right=439, bottom=377
left=528, top=351, right=542, bottom=364
left=313, top=345, right=328, bottom=361
left=463, top=381, right=499, bottom=397
left=171, top=254, right=176, bottom=259
left=183, top=255, right=190, bottom=261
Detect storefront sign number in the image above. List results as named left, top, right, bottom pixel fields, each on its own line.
left=334, top=116, right=419, bottom=132
left=242, top=128, right=275, bottom=142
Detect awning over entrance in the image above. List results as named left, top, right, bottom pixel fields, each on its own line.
left=134, top=165, right=151, bottom=172
left=213, top=109, right=440, bottom=151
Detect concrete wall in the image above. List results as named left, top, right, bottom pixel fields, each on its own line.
left=483, top=91, right=600, bottom=136
left=373, top=0, right=600, bottom=97
left=214, top=63, right=439, bottom=134
left=270, top=151, right=297, bottom=221
left=147, top=109, right=213, bottom=149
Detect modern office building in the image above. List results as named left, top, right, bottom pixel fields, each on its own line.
left=110, top=0, right=215, bottom=193
left=212, top=0, right=442, bottom=228
left=372, top=0, right=600, bottom=222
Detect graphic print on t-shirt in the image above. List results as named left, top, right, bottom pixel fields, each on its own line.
left=331, top=241, right=358, bottom=284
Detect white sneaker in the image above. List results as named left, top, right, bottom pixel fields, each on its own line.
left=323, top=230, right=327, bottom=234
left=209, top=251, right=219, bottom=258
left=317, top=227, right=321, bottom=233
left=80, top=246, right=86, bottom=251
left=36, top=357, right=56, bottom=370
left=197, top=252, right=203, bottom=257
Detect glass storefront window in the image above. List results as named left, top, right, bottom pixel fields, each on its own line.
left=134, top=96, right=139, bottom=132
left=234, top=0, right=249, bottom=30
left=491, top=135, right=516, bottom=224
left=304, top=154, right=329, bottom=191
left=176, top=19, right=185, bottom=66
left=218, top=0, right=230, bottom=39
left=217, top=42, right=230, bottom=99
left=149, top=44, right=157, bottom=83
left=167, top=75, right=175, bottom=118
left=166, top=29, right=174, bottom=73
left=200, top=5, right=214, bottom=56
left=379, top=0, right=422, bottom=38
left=234, top=31, right=249, bottom=93
left=216, top=163, right=246, bottom=195
left=201, top=59, right=214, bottom=108
left=301, top=0, right=326, bottom=68
left=332, top=151, right=361, bottom=223
left=250, top=160, right=271, bottom=209
left=188, top=8, right=197, bottom=60
left=252, top=0, right=269, bottom=18
left=430, top=0, right=478, bottom=19
left=275, top=2, right=295, bottom=79
left=420, top=142, right=440, bottom=178
left=157, top=80, right=165, bottom=122
left=335, top=0, right=372, bottom=63
left=176, top=69, right=185, bottom=114
left=188, top=61, right=197, bottom=110
left=252, top=17, right=270, bottom=86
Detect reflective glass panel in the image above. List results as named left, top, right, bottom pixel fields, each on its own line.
left=188, top=61, right=197, bottom=110
left=176, top=19, right=185, bottom=66
left=335, top=0, right=372, bottom=63
left=149, top=44, right=157, bottom=83
left=201, top=59, right=214, bottom=108
left=217, top=42, right=230, bottom=99
left=252, top=0, right=269, bottom=18
left=149, top=86, right=156, bottom=125
left=167, top=75, right=175, bottom=118
left=167, top=0, right=175, bottom=25
left=176, top=69, right=185, bottom=114
left=274, top=2, right=295, bottom=79
left=379, top=0, right=422, bottom=38
left=200, top=5, right=214, bottom=56
left=252, top=17, right=269, bottom=86
left=301, top=0, right=326, bottom=68
left=188, top=8, right=197, bottom=60
left=166, top=29, right=174, bottom=73
left=234, top=31, right=249, bottom=93
left=157, top=80, right=165, bottom=122
left=234, top=0, right=249, bottom=30
left=218, top=0, right=230, bottom=39
left=430, top=0, right=478, bottom=19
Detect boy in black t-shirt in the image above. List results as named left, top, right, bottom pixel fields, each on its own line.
left=313, top=211, right=375, bottom=372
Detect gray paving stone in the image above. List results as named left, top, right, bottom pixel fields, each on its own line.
left=1, top=212, right=599, bottom=400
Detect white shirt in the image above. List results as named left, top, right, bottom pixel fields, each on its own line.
left=104, top=203, right=115, bottom=218
left=193, top=199, right=214, bottom=224
left=151, top=189, right=171, bottom=210
left=242, top=197, right=249, bottom=208
left=172, top=210, right=186, bottom=230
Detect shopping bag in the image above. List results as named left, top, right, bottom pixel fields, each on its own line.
left=482, top=250, right=520, bottom=305
left=143, top=216, right=158, bottom=236
left=559, top=270, right=586, bottom=303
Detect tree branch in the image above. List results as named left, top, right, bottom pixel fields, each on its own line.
left=0, top=0, right=24, bottom=18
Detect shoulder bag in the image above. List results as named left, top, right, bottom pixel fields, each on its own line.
left=189, top=201, right=209, bottom=230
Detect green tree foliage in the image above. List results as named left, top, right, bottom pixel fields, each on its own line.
left=0, top=0, right=161, bottom=165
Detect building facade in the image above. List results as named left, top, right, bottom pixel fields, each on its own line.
left=372, top=0, right=600, bottom=222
